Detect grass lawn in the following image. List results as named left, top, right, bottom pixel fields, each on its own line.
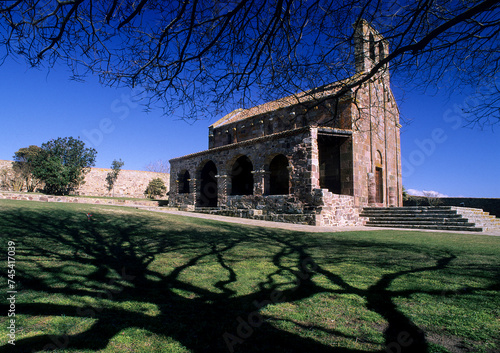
left=0, top=199, right=498, bottom=353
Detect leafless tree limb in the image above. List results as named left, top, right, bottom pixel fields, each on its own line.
left=0, top=0, right=498, bottom=126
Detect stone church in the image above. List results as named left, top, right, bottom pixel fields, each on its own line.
left=169, top=20, right=402, bottom=226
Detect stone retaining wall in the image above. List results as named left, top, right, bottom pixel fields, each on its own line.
left=0, top=192, right=159, bottom=207
left=312, top=189, right=366, bottom=226
left=0, top=160, right=169, bottom=199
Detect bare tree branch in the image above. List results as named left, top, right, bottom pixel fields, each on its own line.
left=0, top=0, right=498, bottom=126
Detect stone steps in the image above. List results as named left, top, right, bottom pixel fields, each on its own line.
left=360, top=206, right=484, bottom=232
left=365, top=223, right=483, bottom=232
left=451, top=207, right=500, bottom=231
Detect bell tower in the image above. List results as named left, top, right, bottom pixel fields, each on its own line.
left=354, top=19, right=389, bottom=77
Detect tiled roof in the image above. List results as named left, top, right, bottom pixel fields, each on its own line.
left=210, top=75, right=358, bottom=128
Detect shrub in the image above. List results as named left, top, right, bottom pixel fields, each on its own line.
left=144, top=178, right=167, bottom=199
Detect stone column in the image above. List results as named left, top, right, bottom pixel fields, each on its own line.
left=252, top=169, right=266, bottom=196
left=388, top=174, right=397, bottom=206
left=367, top=172, right=376, bottom=205
left=215, top=174, right=229, bottom=207
left=309, top=127, right=320, bottom=190
left=388, top=186, right=396, bottom=207
left=190, top=178, right=198, bottom=207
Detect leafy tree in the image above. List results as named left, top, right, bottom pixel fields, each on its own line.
left=144, top=178, right=167, bottom=199
left=402, top=186, right=409, bottom=202
left=30, top=137, right=97, bottom=195
left=106, top=159, right=124, bottom=196
left=0, top=1, right=498, bottom=126
left=12, top=145, right=43, bottom=192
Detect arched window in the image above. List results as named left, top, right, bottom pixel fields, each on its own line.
left=197, top=161, right=218, bottom=207
left=269, top=155, right=289, bottom=195
left=231, top=156, right=253, bottom=195
left=369, top=33, right=376, bottom=61
left=378, top=42, right=385, bottom=60
left=178, top=170, right=190, bottom=194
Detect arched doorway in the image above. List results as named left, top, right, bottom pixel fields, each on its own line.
left=231, top=156, right=253, bottom=195
left=197, top=161, right=218, bottom=207
left=269, top=154, right=289, bottom=195
left=178, top=170, right=190, bottom=194
left=375, top=150, right=384, bottom=204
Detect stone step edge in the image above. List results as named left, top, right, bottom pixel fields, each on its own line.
left=360, top=212, right=463, bottom=217
left=366, top=224, right=483, bottom=232
left=366, top=220, right=476, bottom=226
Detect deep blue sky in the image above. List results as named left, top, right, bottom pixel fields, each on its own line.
left=1, top=58, right=498, bottom=198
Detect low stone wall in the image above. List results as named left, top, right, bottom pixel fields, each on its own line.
left=226, top=194, right=305, bottom=213
left=195, top=208, right=316, bottom=225
left=195, top=189, right=364, bottom=226
left=0, top=160, right=169, bottom=199
left=0, top=192, right=159, bottom=207
left=312, top=189, right=365, bottom=226
left=404, top=196, right=500, bottom=218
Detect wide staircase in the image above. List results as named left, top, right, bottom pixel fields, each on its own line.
left=360, top=206, right=500, bottom=232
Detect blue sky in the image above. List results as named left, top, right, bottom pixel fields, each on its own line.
left=1, top=58, right=499, bottom=198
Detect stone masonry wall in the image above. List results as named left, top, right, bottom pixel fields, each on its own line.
left=209, top=97, right=352, bottom=149
left=76, top=168, right=169, bottom=199
left=311, top=189, right=366, bottom=226
left=0, top=192, right=159, bottom=207
left=170, top=127, right=366, bottom=226
left=0, top=160, right=169, bottom=199
left=170, top=127, right=314, bottom=210
left=350, top=76, right=402, bottom=208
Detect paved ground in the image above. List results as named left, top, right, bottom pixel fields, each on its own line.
left=139, top=207, right=500, bottom=236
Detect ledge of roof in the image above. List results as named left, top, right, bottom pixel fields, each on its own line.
left=210, top=108, right=244, bottom=128
left=209, top=74, right=362, bottom=129
left=169, top=126, right=353, bottom=163
left=170, top=126, right=311, bottom=162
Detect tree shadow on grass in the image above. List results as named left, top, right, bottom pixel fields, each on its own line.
left=0, top=203, right=495, bottom=352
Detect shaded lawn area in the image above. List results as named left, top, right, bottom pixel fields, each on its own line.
left=0, top=199, right=498, bottom=353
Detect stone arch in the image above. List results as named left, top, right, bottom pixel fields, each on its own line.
left=268, top=154, right=289, bottom=195
left=197, top=160, right=218, bottom=207
left=375, top=150, right=383, bottom=168
left=178, top=170, right=190, bottom=194
left=230, top=155, right=253, bottom=195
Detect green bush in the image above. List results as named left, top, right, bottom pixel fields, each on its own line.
left=144, top=178, right=167, bottom=199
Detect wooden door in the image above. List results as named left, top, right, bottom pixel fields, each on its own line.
left=375, top=167, right=383, bottom=204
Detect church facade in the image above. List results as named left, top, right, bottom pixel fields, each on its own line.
left=169, top=21, right=402, bottom=226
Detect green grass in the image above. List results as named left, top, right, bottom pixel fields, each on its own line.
left=0, top=199, right=498, bottom=353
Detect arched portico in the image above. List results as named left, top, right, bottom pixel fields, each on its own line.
left=197, top=160, right=218, bottom=207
